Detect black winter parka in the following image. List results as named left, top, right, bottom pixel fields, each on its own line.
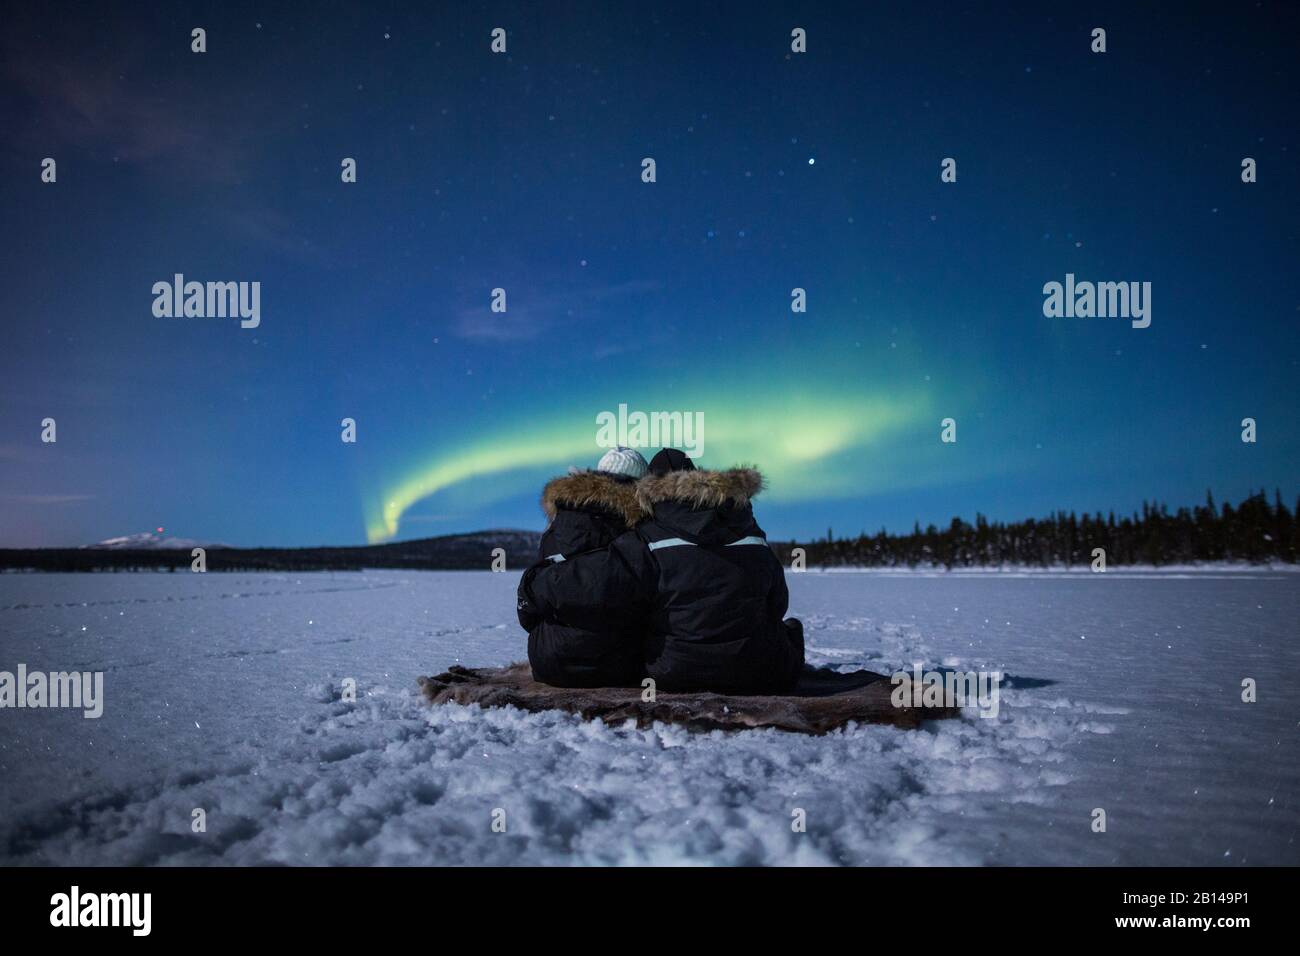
left=520, top=470, right=648, bottom=688
left=520, top=467, right=802, bottom=693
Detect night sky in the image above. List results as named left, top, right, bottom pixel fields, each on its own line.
left=2, top=1, right=1297, bottom=548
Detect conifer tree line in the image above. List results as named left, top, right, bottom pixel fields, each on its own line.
left=774, top=490, right=1299, bottom=568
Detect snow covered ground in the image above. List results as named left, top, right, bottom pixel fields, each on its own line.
left=1, top=568, right=1296, bottom=866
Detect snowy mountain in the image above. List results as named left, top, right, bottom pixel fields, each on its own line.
left=84, top=531, right=224, bottom=550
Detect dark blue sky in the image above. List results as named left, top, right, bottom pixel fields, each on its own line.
left=2, top=1, right=1297, bottom=547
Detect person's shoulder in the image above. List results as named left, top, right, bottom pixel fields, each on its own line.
left=613, top=525, right=650, bottom=546
left=609, top=527, right=659, bottom=568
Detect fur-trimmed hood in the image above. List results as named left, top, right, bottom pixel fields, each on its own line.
left=636, top=466, right=765, bottom=513
left=541, top=471, right=646, bottom=528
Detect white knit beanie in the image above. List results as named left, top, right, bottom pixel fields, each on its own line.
left=596, top=446, right=649, bottom=479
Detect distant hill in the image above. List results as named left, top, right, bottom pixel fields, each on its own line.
left=0, top=529, right=544, bottom=572
left=84, top=531, right=229, bottom=550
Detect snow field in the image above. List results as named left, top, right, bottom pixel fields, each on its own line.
left=1, top=569, right=1295, bottom=865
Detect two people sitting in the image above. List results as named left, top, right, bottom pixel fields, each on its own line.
left=517, top=446, right=805, bottom=693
